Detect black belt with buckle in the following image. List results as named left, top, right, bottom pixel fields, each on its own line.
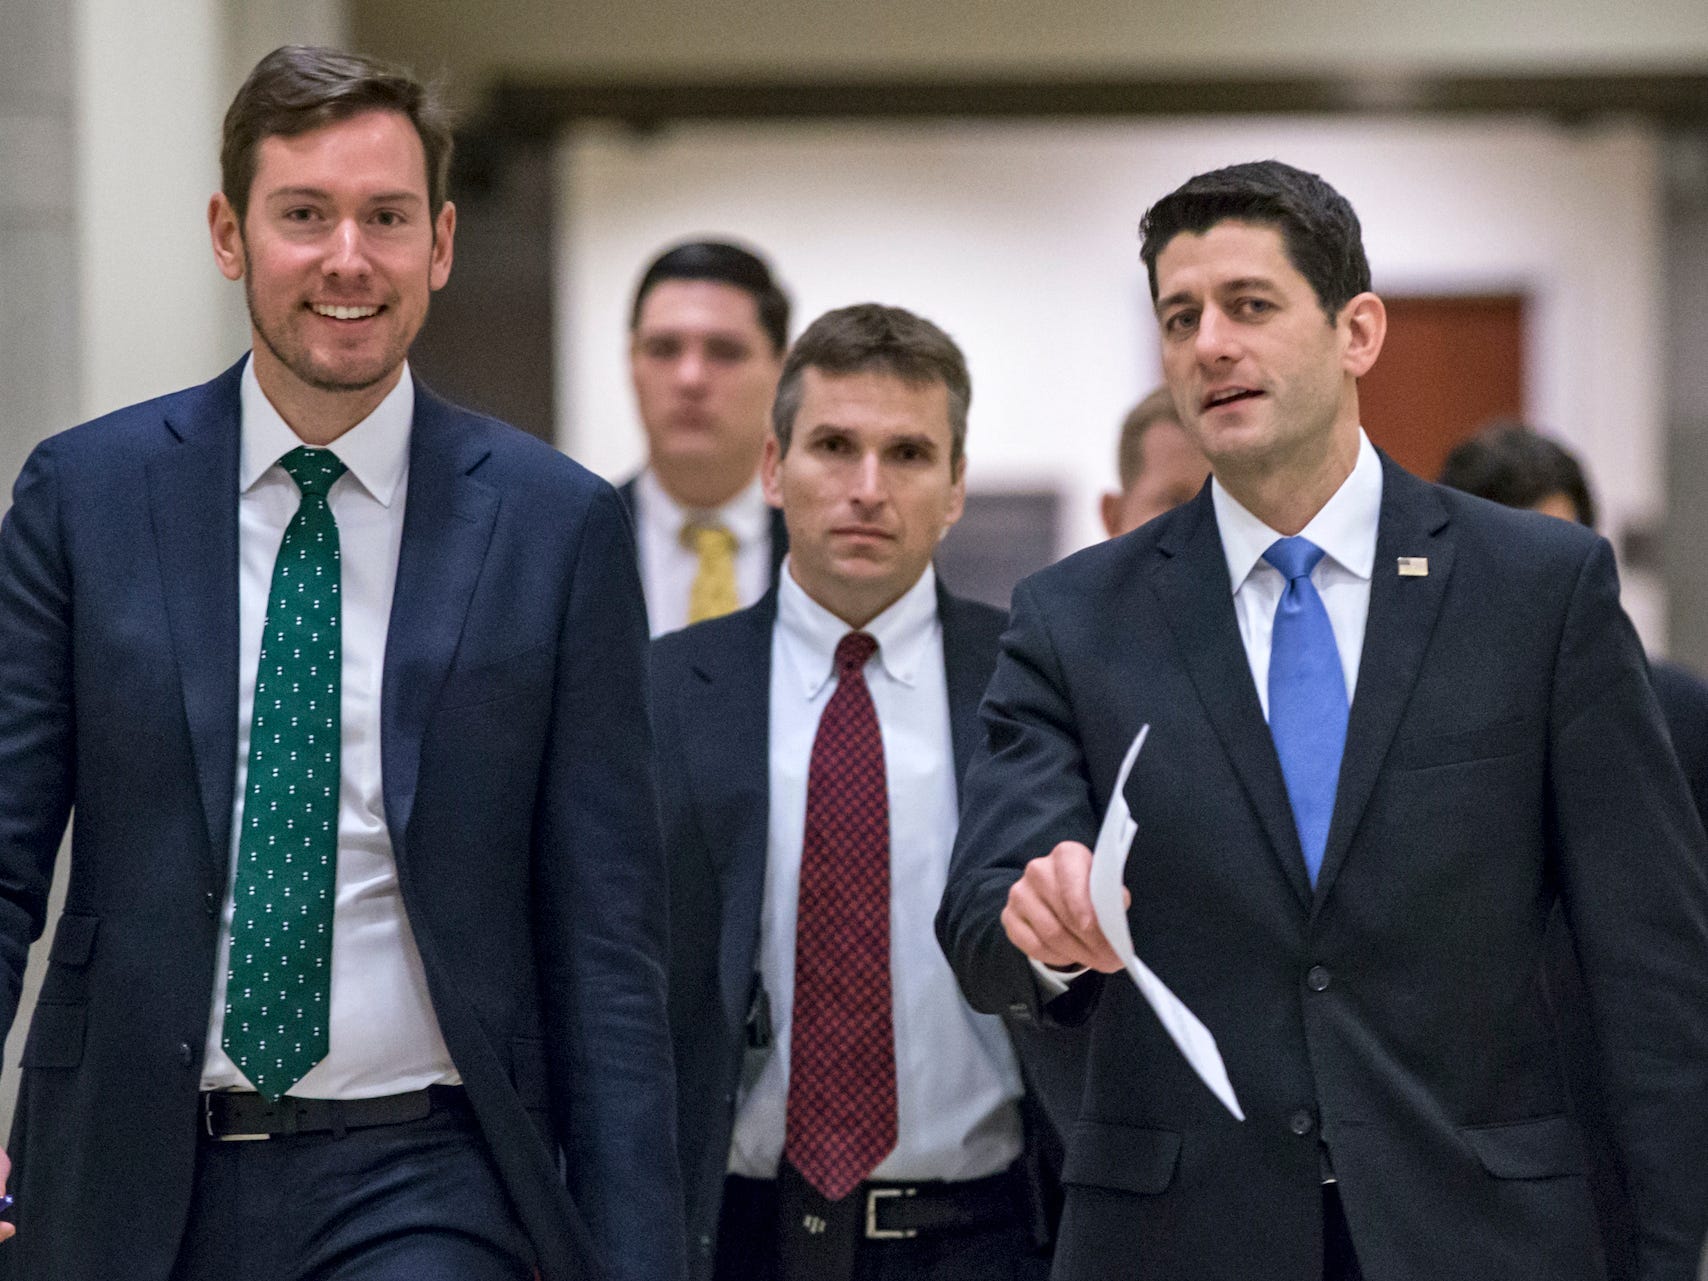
left=858, top=1167, right=1017, bottom=1240
left=200, top=1085, right=464, bottom=1141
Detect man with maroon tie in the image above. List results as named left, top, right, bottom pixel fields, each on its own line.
left=652, top=303, right=1059, bottom=1281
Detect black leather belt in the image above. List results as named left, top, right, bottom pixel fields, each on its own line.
left=200, top=1085, right=464, bottom=1141
left=728, top=1165, right=1019, bottom=1242
left=859, top=1168, right=1016, bottom=1240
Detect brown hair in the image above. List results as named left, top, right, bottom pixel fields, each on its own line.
left=221, top=45, right=455, bottom=223
left=1116, top=387, right=1184, bottom=490
left=772, top=303, right=970, bottom=474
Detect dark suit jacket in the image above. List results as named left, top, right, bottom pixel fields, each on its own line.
left=617, top=475, right=789, bottom=617
left=651, top=580, right=1069, bottom=1281
left=0, top=359, right=686, bottom=1281
left=1548, top=655, right=1708, bottom=1280
left=937, top=457, right=1708, bottom=1281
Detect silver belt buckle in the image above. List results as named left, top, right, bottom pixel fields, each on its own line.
left=203, top=1094, right=271, bottom=1142
left=864, top=1186, right=917, bottom=1240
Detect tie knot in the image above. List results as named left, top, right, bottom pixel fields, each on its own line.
left=835, top=631, right=878, bottom=677
left=1263, top=536, right=1326, bottom=583
left=281, top=446, right=348, bottom=500
left=681, top=520, right=737, bottom=557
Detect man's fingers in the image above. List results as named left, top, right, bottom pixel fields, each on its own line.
left=1001, top=901, right=1084, bottom=970
left=1005, top=842, right=1125, bottom=973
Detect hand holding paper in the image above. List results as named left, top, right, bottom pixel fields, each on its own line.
left=1089, top=725, right=1245, bottom=1121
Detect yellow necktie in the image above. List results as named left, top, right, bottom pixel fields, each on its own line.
left=684, top=521, right=740, bottom=624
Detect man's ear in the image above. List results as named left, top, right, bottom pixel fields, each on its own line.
left=429, top=201, right=456, bottom=291
left=1100, top=492, right=1125, bottom=540
left=209, top=193, right=246, bottom=282
left=760, top=435, right=785, bottom=509
left=1340, top=291, right=1387, bottom=379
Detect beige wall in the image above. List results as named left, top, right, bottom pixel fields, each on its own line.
left=354, top=0, right=1708, bottom=108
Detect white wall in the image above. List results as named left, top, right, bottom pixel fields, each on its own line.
left=559, top=115, right=1665, bottom=644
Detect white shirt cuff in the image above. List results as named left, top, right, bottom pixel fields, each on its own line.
left=1030, top=956, right=1091, bottom=999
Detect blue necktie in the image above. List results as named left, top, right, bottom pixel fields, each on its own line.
left=1263, top=537, right=1348, bottom=886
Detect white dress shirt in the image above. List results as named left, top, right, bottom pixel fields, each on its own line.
left=729, top=563, right=1025, bottom=1182
left=200, top=358, right=459, bottom=1097
left=1210, top=429, right=1383, bottom=713
left=635, top=468, right=774, bottom=636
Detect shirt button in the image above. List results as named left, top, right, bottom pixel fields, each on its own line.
left=1306, top=965, right=1331, bottom=992
left=1289, top=1109, right=1316, bottom=1137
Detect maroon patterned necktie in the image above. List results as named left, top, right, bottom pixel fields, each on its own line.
left=784, top=630, right=897, bottom=1201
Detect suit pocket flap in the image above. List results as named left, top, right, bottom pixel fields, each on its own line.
left=1062, top=1121, right=1181, bottom=1193
left=20, top=1002, right=85, bottom=1068
left=48, top=913, right=98, bottom=968
left=1459, top=1115, right=1586, bottom=1179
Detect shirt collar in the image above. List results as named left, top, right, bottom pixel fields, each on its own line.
left=239, top=356, right=413, bottom=506
left=776, top=560, right=940, bottom=700
left=637, top=468, right=771, bottom=548
left=1210, top=428, right=1383, bottom=594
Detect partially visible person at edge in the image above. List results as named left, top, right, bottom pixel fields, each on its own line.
left=0, top=44, right=684, bottom=1281
left=1441, top=420, right=1708, bottom=1281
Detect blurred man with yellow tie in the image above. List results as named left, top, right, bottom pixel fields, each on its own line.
left=618, top=241, right=792, bottom=633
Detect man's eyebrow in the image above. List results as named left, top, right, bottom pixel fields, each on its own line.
left=1155, top=276, right=1279, bottom=315
left=262, top=186, right=425, bottom=206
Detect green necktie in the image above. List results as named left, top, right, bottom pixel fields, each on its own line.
left=223, top=445, right=347, bottom=1099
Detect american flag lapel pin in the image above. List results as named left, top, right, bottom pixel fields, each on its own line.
left=1397, top=557, right=1429, bottom=577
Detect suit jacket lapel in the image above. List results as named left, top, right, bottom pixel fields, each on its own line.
left=150, top=360, right=244, bottom=879
left=937, top=585, right=985, bottom=793
left=680, top=595, right=777, bottom=1031
left=1151, top=491, right=1314, bottom=907
left=381, top=382, right=499, bottom=850
left=1312, top=457, right=1454, bottom=907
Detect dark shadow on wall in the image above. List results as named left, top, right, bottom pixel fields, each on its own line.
left=410, top=129, right=557, bottom=443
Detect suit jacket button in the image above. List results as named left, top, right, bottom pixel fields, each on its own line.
left=1306, top=965, right=1331, bottom=992
left=203, top=890, right=219, bottom=918
left=1289, top=1109, right=1316, bottom=1137
left=179, top=1041, right=194, bottom=1067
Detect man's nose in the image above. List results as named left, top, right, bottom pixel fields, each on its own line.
left=1194, top=307, right=1240, bottom=364
left=850, top=452, right=886, bottom=506
left=323, top=219, right=370, bottom=276
left=673, top=349, right=709, bottom=389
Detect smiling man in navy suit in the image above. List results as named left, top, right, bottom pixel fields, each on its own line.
left=938, top=161, right=1708, bottom=1280
left=653, top=303, right=1061, bottom=1281
left=0, top=45, right=683, bottom=1281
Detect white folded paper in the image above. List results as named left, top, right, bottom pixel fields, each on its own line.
left=1089, top=725, right=1245, bottom=1120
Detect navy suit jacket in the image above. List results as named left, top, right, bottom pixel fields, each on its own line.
left=651, top=581, right=1070, bottom=1281
left=938, top=457, right=1708, bottom=1281
left=0, top=359, right=686, bottom=1281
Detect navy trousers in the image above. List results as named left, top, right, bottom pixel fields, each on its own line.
left=169, top=1095, right=534, bottom=1281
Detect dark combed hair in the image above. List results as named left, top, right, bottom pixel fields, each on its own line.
left=222, top=45, right=455, bottom=223
left=630, top=240, right=791, bottom=354
left=1437, top=421, right=1597, bottom=527
left=771, top=303, right=971, bottom=473
left=1139, top=160, right=1372, bottom=322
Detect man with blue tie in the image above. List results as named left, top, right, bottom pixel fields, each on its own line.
left=937, top=160, right=1708, bottom=1280
left=0, top=45, right=683, bottom=1281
